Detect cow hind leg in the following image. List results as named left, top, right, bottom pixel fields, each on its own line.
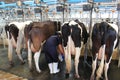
left=104, top=33, right=117, bottom=80
left=74, top=47, right=81, bottom=78
left=16, top=31, right=25, bottom=64
left=104, top=58, right=111, bottom=80
left=27, top=40, right=32, bottom=71
left=8, top=40, right=14, bottom=66
left=104, top=52, right=112, bottom=80
left=34, top=49, right=41, bottom=73
left=64, top=47, right=71, bottom=79
left=17, top=53, right=25, bottom=64
left=16, top=43, right=25, bottom=64
left=65, top=53, right=71, bottom=78
left=118, top=57, right=120, bottom=67
left=96, top=45, right=105, bottom=80
left=7, top=31, right=14, bottom=66
left=90, top=53, right=98, bottom=80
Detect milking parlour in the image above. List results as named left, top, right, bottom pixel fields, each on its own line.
left=0, top=0, right=120, bottom=80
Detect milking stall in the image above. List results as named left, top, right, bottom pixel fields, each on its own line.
left=0, top=0, right=120, bottom=80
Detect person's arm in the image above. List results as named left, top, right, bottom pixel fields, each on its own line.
left=58, top=44, right=64, bottom=55
left=57, top=44, right=65, bottom=61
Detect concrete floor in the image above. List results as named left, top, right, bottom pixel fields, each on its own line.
left=0, top=45, right=120, bottom=80
left=0, top=70, right=28, bottom=80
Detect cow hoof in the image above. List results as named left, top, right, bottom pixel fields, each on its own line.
left=36, top=69, right=41, bottom=73
left=9, top=62, right=14, bottom=67
left=90, top=75, right=94, bottom=80
left=21, top=61, right=25, bottom=65
left=105, top=77, right=108, bottom=80
left=75, top=74, right=80, bottom=79
left=29, top=68, right=33, bottom=72
left=65, top=73, right=69, bottom=79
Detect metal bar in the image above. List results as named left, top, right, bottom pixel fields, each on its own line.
left=117, top=3, right=120, bottom=67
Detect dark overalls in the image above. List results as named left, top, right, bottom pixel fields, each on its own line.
left=43, top=35, right=62, bottom=63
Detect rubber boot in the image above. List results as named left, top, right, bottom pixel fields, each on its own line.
left=53, top=62, right=60, bottom=74
left=48, top=63, right=53, bottom=74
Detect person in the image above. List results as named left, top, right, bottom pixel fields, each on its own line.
left=43, top=32, right=64, bottom=74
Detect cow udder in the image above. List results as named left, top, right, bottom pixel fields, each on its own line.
left=67, top=36, right=76, bottom=55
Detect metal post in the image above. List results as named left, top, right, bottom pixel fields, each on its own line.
left=22, top=8, right=25, bottom=22
left=19, top=3, right=24, bottom=22
left=40, top=2, right=42, bottom=21
left=117, top=3, right=120, bottom=68
left=89, top=3, right=94, bottom=34
left=84, top=0, right=94, bottom=68
left=63, top=1, right=65, bottom=23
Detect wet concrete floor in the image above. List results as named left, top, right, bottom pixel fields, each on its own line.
left=0, top=45, right=120, bottom=80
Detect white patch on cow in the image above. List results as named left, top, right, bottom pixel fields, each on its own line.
left=62, top=22, right=69, bottom=26
left=9, top=21, right=32, bottom=35
left=104, top=63, right=109, bottom=80
left=7, top=31, right=13, bottom=62
left=69, top=20, right=78, bottom=26
left=78, top=25, right=83, bottom=37
left=90, top=53, right=98, bottom=80
left=34, top=49, right=41, bottom=73
left=65, top=36, right=72, bottom=73
left=27, top=40, right=32, bottom=69
left=96, top=44, right=105, bottom=80
left=108, top=23, right=118, bottom=33
left=113, top=36, right=118, bottom=49
left=104, top=56, right=112, bottom=80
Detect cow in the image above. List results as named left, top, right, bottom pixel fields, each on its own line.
left=24, top=20, right=61, bottom=73
left=61, top=19, right=89, bottom=78
left=5, top=21, right=32, bottom=66
left=90, top=22, right=118, bottom=80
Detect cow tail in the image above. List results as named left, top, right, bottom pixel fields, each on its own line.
left=115, top=35, right=119, bottom=48
left=5, top=25, right=9, bottom=38
left=30, top=28, right=41, bottom=52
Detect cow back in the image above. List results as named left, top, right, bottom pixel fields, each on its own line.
left=92, top=22, right=118, bottom=49
left=5, top=24, right=19, bottom=42
left=75, top=19, right=89, bottom=44
left=24, top=20, right=60, bottom=51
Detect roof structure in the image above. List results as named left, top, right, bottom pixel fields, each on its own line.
left=0, top=0, right=118, bottom=22
left=0, top=0, right=117, bottom=8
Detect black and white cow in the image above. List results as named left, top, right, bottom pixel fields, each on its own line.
left=90, top=22, right=118, bottom=80
left=5, top=21, right=32, bottom=66
left=62, top=19, right=89, bottom=78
